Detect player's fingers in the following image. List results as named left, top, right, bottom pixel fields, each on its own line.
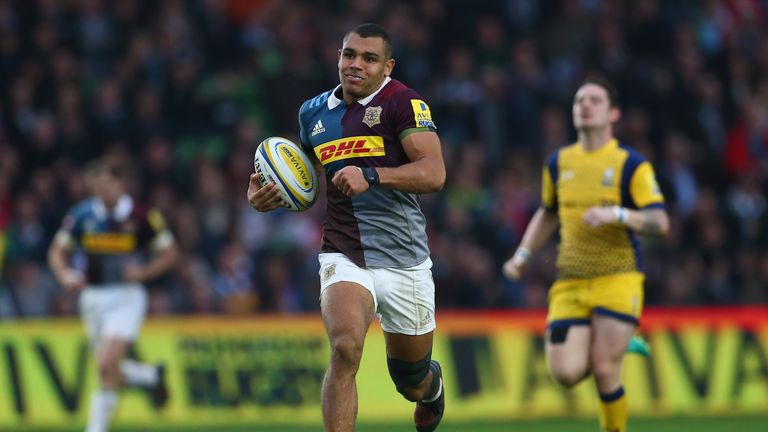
left=331, top=170, right=342, bottom=185
left=250, top=184, right=281, bottom=211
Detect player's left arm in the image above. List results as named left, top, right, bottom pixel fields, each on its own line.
left=377, top=130, right=445, bottom=193
left=583, top=161, right=669, bottom=236
left=123, top=208, right=180, bottom=283
left=332, top=130, right=444, bottom=196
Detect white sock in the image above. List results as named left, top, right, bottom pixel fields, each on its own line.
left=422, top=378, right=443, bottom=403
left=85, top=389, right=118, bottom=432
left=119, top=360, right=159, bottom=388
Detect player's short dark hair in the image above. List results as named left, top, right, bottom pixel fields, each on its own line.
left=345, top=23, right=392, bottom=59
left=579, top=76, right=619, bottom=107
left=86, top=158, right=124, bottom=180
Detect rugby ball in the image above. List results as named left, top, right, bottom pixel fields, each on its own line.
left=253, top=136, right=319, bottom=212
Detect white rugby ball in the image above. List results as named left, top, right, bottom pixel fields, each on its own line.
left=253, top=136, right=318, bottom=212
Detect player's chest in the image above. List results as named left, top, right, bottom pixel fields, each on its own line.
left=307, top=105, right=392, bottom=166
left=79, top=216, right=140, bottom=253
left=558, top=158, right=624, bottom=202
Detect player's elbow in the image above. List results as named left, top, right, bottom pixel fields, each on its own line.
left=651, top=211, right=670, bottom=237
left=657, top=216, right=670, bottom=237
left=427, top=165, right=446, bottom=192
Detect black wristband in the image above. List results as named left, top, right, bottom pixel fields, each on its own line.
left=361, top=167, right=380, bottom=186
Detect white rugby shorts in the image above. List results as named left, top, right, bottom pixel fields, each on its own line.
left=79, top=283, right=148, bottom=345
left=318, top=253, right=436, bottom=335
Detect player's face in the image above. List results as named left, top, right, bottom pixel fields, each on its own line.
left=89, top=170, right=124, bottom=206
left=572, top=84, right=619, bottom=131
left=338, top=33, right=394, bottom=102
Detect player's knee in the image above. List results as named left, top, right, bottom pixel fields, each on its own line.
left=387, top=353, right=431, bottom=401
left=591, top=359, right=620, bottom=387
left=96, top=356, right=120, bottom=382
left=328, top=335, right=364, bottom=370
left=549, top=364, right=587, bottom=388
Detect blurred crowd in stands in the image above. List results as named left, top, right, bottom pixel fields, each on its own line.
left=1, top=0, right=767, bottom=318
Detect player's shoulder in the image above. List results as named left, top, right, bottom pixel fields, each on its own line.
left=616, top=141, right=649, bottom=164
left=380, top=78, right=424, bottom=102
left=545, top=143, right=576, bottom=166
left=70, top=198, right=97, bottom=218
left=300, top=88, right=335, bottom=115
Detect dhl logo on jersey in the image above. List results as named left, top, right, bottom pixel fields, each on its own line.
left=83, top=233, right=136, bottom=254
left=315, top=136, right=385, bottom=165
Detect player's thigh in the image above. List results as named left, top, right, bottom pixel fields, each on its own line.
left=318, top=253, right=376, bottom=343
left=321, top=281, right=375, bottom=343
left=80, top=285, right=147, bottom=347
left=372, top=258, right=435, bottom=337
left=101, top=285, right=148, bottom=342
left=384, top=331, right=433, bottom=362
left=79, top=288, right=104, bottom=344
left=96, top=338, right=133, bottom=368
left=546, top=279, right=592, bottom=374
left=591, top=314, right=635, bottom=363
left=545, top=324, right=591, bottom=374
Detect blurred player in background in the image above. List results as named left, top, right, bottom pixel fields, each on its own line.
left=48, top=159, right=179, bottom=432
left=248, top=23, right=446, bottom=432
left=502, top=77, right=669, bottom=432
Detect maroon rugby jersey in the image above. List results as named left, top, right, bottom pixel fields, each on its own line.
left=299, top=78, right=437, bottom=268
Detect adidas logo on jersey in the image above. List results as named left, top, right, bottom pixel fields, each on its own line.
left=310, top=120, right=326, bottom=137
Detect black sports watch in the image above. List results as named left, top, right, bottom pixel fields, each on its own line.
left=361, top=167, right=380, bottom=186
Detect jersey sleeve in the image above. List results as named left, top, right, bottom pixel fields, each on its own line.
left=142, top=207, right=175, bottom=251
left=390, top=89, right=437, bottom=139
left=541, top=151, right=559, bottom=212
left=298, top=100, right=311, bottom=151
left=52, top=206, right=83, bottom=249
left=629, top=161, right=665, bottom=209
left=137, top=208, right=175, bottom=251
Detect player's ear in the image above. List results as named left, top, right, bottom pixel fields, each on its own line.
left=384, top=58, right=395, bottom=77
left=610, top=107, right=621, bottom=123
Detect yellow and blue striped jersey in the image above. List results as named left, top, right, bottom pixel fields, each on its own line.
left=542, top=139, right=665, bottom=279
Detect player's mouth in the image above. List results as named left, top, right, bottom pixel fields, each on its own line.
left=344, top=74, right=364, bottom=84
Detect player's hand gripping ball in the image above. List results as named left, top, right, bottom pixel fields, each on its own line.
left=253, top=136, right=318, bottom=212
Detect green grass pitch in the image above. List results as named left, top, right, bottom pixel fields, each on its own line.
left=5, top=416, right=767, bottom=431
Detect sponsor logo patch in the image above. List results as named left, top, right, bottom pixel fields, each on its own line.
left=410, top=99, right=435, bottom=128
left=314, top=136, right=385, bottom=164
left=82, top=233, right=137, bottom=254
left=310, top=119, right=325, bottom=137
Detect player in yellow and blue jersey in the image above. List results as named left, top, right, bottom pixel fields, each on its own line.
left=503, top=77, right=669, bottom=432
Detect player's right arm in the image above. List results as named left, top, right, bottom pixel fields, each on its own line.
left=47, top=216, right=85, bottom=292
left=503, top=152, right=560, bottom=281
left=502, top=208, right=559, bottom=281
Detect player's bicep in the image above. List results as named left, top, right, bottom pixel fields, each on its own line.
left=400, top=130, right=442, bottom=164
left=630, top=162, right=665, bottom=209
left=52, top=214, right=79, bottom=250
left=541, top=167, right=557, bottom=211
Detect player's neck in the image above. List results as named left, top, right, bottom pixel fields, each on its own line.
left=578, top=128, right=614, bottom=151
